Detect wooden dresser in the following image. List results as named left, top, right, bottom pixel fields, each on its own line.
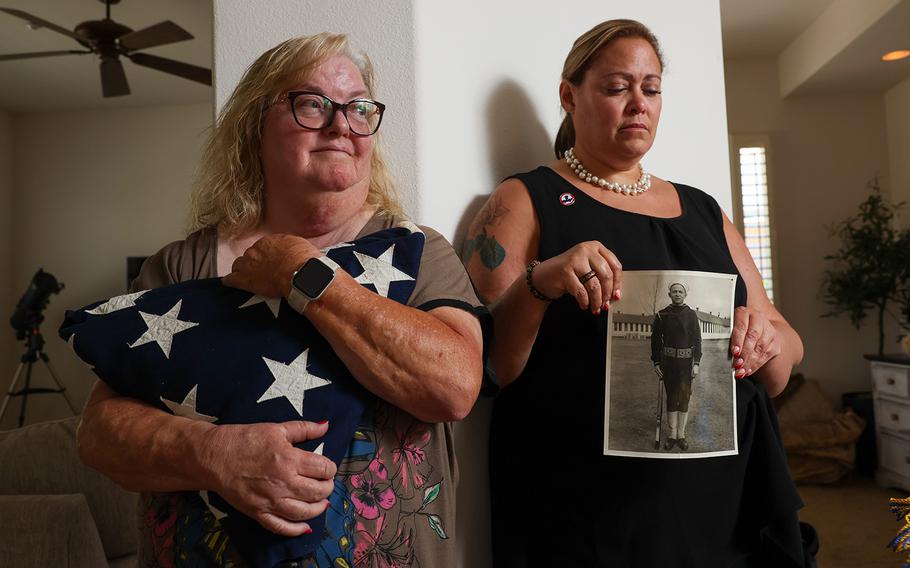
left=870, top=354, right=910, bottom=491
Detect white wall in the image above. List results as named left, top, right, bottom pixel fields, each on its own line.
left=725, top=58, right=893, bottom=403
left=414, top=1, right=733, bottom=241
left=0, top=103, right=210, bottom=430
left=214, top=2, right=731, bottom=567
left=886, top=76, right=910, bottom=221
left=0, top=111, right=12, bottom=399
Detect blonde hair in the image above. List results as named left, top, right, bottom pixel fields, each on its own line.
left=554, top=19, right=665, bottom=159
left=191, top=33, right=402, bottom=235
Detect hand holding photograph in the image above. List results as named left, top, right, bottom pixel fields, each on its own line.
left=604, top=270, right=738, bottom=458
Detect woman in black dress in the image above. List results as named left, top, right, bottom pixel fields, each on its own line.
left=463, top=19, right=808, bottom=567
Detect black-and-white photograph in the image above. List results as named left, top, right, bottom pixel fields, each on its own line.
left=604, top=270, right=738, bottom=459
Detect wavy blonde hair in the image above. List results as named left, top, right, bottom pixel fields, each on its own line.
left=191, top=33, right=402, bottom=235
left=554, top=19, right=665, bottom=159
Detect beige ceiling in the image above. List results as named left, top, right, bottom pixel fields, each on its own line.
left=0, top=0, right=212, bottom=113
left=720, top=0, right=834, bottom=59
left=2, top=0, right=908, bottom=113
left=720, top=0, right=910, bottom=95
left=787, top=0, right=910, bottom=96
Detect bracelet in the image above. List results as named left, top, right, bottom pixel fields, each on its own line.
left=525, top=260, right=554, bottom=302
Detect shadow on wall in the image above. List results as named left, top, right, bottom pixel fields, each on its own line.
left=453, top=78, right=553, bottom=568
left=450, top=79, right=554, bottom=253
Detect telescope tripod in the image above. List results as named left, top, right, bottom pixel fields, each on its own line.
left=0, top=329, right=77, bottom=427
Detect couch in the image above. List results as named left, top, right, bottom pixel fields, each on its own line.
left=0, top=415, right=138, bottom=567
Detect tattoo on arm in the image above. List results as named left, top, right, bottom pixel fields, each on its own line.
left=478, top=195, right=510, bottom=228
left=462, top=196, right=510, bottom=270
left=463, top=229, right=506, bottom=270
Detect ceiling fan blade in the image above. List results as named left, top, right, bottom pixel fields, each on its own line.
left=0, top=8, right=83, bottom=41
left=118, top=21, right=193, bottom=51
left=128, top=53, right=211, bottom=85
left=0, top=49, right=91, bottom=61
left=100, top=58, right=130, bottom=97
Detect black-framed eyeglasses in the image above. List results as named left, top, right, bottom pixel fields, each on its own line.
left=286, top=91, right=385, bottom=136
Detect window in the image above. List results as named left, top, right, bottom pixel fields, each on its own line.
left=730, top=136, right=776, bottom=303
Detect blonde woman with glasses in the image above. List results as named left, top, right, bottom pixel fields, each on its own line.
left=77, top=34, right=485, bottom=567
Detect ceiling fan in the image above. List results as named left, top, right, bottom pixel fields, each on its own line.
left=0, top=0, right=211, bottom=97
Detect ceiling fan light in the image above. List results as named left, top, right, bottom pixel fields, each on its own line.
left=0, top=4, right=211, bottom=96
left=882, top=49, right=910, bottom=62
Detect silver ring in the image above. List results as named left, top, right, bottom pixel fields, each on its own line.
left=579, top=270, right=597, bottom=284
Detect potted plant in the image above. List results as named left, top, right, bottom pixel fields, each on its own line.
left=821, top=179, right=910, bottom=356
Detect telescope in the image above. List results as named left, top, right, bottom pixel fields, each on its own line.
left=9, top=269, right=64, bottom=340
left=2, top=269, right=75, bottom=427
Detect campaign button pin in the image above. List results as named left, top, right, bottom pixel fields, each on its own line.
left=559, top=192, right=576, bottom=206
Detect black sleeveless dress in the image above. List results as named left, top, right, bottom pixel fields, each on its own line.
left=489, top=167, right=807, bottom=567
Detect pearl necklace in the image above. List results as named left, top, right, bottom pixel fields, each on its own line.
left=565, top=147, right=651, bottom=196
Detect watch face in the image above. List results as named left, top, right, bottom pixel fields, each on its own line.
left=293, top=258, right=335, bottom=299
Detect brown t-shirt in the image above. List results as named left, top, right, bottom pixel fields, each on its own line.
left=131, top=213, right=481, bottom=568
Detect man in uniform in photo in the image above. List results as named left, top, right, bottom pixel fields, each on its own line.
left=651, top=282, right=702, bottom=450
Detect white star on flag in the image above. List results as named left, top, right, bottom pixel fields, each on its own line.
left=87, top=290, right=147, bottom=315
left=239, top=294, right=281, bottom=318
left=129, top=300, right=198, bottom=358
left=354, top=245, right=415, bottom=297
left=257, top=349, right=331, bottom=416
left=160, top=384, right=218, bottom=423
left=199, top=490, right=228, bottom=520
left=322, top=241, right=353, bottom=253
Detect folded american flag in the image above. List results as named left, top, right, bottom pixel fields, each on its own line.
left=60, top=224, right=425, bottom=567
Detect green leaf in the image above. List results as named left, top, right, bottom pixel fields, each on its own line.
left=461, top=237, right=475, bottom=261
left=423, top=482, right=441, bottom=506
left=427, top=514, right=448, bottom=539
left=478, top=233, right=506, bottom=269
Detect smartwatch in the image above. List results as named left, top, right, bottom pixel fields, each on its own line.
left=288, top=256, right=338, bottom=313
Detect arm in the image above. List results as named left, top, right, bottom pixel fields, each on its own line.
left=308, top=284, right=483, bottom=422
left=651, top=313, right=662, bottom=364
left=463, top=179, right=622, bottom=387
left=723, top=213, right=803, bottom=396
left=463, top=181, right=546, bottom=387
left=651, top=313, right=664, bottom=378
left=691, top=309, right=702, bottom=377
left=77, top=381, right=336, bottom=536
left=223, top=234, right=484, bottom=423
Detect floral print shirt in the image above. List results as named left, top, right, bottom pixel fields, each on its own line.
left=132, top=213, right=479, bottom=568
